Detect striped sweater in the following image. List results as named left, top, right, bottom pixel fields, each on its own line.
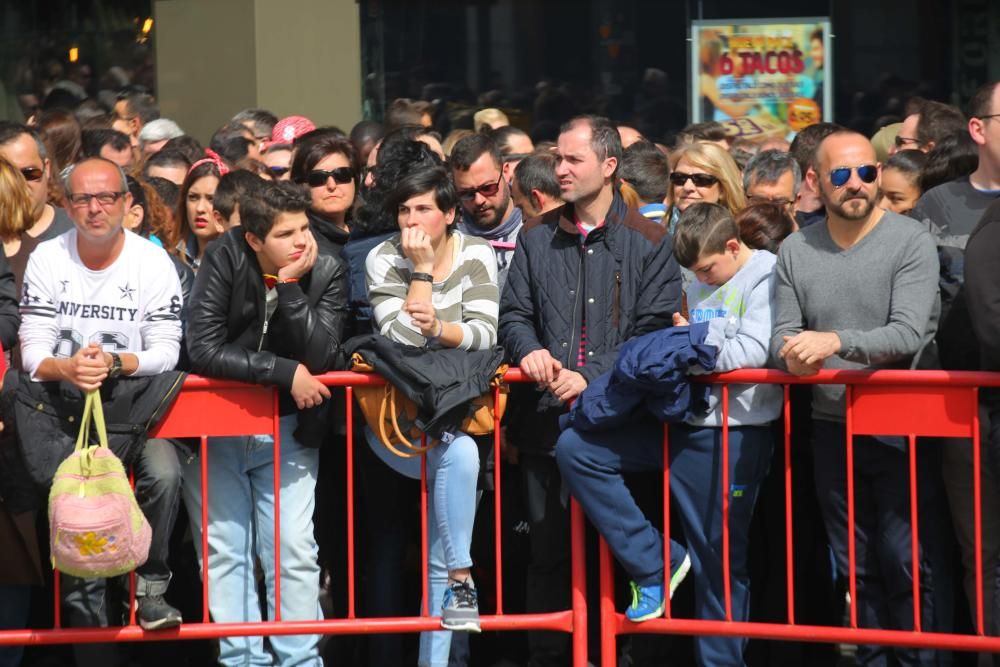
left=366, top=231, right=499, bottom=350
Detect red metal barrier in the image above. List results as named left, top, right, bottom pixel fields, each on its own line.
left=0, top=370, right=589, bottom=667
left=599, top=368, right=1000, bottom=664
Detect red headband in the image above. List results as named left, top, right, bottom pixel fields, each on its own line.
left=188, top=149, right=230, bottom=177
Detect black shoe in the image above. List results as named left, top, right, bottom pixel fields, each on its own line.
left=137, top=595, right=183, bottom=630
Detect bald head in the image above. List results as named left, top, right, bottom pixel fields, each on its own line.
left=814, top=130, right=877, bottom=172
left=65, top=157, right=128, bottom=195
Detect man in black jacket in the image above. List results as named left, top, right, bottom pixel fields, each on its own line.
left=499, top=115, right=682, bottom=666
left=184, top=180, right=347, bottom=666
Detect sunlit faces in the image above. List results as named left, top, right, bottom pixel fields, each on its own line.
left=66, top=160, right=131, bottom=243
left=453, top=153, right=511, bottom=229
left=100, top=143, right=133, bottom=170
left=746, top=170, right=796, bottom=211
left=397, top=191, right=455, bottom=245
left=814, top=134, right=881, bottom=222
left=510, top=177, right=537, bottom=218
left=263, top=148, right=292, bottom=181
left=0, top=133, right=48, bottom=218
left=185, top=175, right=222, bottom=242
left=671, top=157, right=721, bottom=212
left=878, top=168, right=921, bottom=215
left=890, top=114, right=922, bottom=155
left=687, top=239, right=743, bottom=287
left=555, top=123, right=615, bottom=204
left=245, top=211, right=312, bottom=274
left=308, top=152, right=355, bottom=219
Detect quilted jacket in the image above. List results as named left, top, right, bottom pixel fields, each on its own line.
left=499, top=192, right=683, bottom=451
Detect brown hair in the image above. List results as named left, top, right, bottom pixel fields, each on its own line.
left=736, top=202, right=796, bottom=254
left=673, top=202, right=739, bottom=268
left=0, top=156, right=35, bottom=242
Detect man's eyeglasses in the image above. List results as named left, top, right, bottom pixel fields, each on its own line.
left=827, top=165, right=878, bottom=188
left=669, top=172, right=719, bottom=188
left=747, top=194, right=794, bottom=208
left=67, top=191, right=128, bottom=207
left=977, top=114, right=1000, bottom=122
left=20, top=166, right=44, bottom=182
left=893, top=135, right=920, bottom=149
left=269, top=166, right=290, bottom=177
left=301, top=167, right=354, bottom=187
left=457, top=171, right=503, bottom=201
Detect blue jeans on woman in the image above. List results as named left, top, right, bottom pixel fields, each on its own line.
left=418, top=434, right=480, bottom=667
left=180, top=414, right=322, bottom=667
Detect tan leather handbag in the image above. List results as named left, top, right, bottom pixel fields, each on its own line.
left=350, top=353, right=508, bottom=458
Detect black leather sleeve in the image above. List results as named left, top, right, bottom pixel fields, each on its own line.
left=274, top=255, right=349, bottom=374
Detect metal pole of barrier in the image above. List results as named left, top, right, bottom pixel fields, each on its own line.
left=908, top=434, right=921, bottom=632
left=421, top=434, right=429, bottom=618
left=200, top=434, right=210, bottom=622
left=52, top=569, right=60, bottom=629
left=128, top=468, right=137, bottom=627
left=973, top=387, right=984, bottom=635
left=493, top=385, right=504, bottom=614
left=346, top=386, right=356, bottom=619
left=722, top=384, right=732, bottom=621
left=570, top=499, right=588, bottom=667
left=846, top=386, right=858, bottom=629
left=663, top=422, right=671, bottom=619
left=272, top=390, right=282, bottom=621
left=599, top=537, right=616, bottom=667
left=783, top=384, right=795, bottom=624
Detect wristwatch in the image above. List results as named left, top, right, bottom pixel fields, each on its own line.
left=108, top=352, right=123, bottom=379
left=411, top=272, right=434, bottom=283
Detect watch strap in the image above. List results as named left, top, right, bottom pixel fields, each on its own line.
left=411, top=271, right=434, bottom=283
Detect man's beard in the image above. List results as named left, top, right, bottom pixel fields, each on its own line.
left=470, top=187, right=511, bottom=229
left=822, top=186, right=878, bottom=221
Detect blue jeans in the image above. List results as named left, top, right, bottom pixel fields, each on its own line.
left=180, top=414, right=322, bottom=667
left=418, top=434, right=480, bottom=667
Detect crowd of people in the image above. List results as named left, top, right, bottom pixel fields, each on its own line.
left=0, top=75, right=997, bottom=667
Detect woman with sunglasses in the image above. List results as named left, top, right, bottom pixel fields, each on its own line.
left=666, top=142, right=746, bottom=233
left=176, top=153, right=226, bottom=270
left=291, top=133, right=358, bottom=258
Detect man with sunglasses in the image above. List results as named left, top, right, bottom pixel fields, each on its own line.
left=19, top=157, right=186, bottom=657
left=451, top=133, right=523, bottom=289
left=0, top=122, right=74, bottom=250
left=772, top=130, right=944, bottom=664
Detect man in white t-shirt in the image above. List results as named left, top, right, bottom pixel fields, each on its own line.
left=18, top=157, right=185, bottom=652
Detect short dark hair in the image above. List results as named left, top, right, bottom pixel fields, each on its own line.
left=350, top=119, right=384, bottom=147
left=620, top=141, right=670, bottom=204
left=385, top=98, right=432, bottom=132
left=560, top=116, right=623, bottom=176
left=743, top=150, right=802, bottom=196
left=0, top=121, right=48, bottom=161
left=80, top=128, right=131, bottom=157
left=919, top=133, right=977, bottom=192
left=387, top=166, right=459, bottom=225
left=161, top=135, right=204, bottom=164
left=121, top=92, right=160, bottom=124
left=231, top=108, right=278, bottom=138
left=514, top=151, right=561, bottom=200
left=290, top=134, right=357, bottom=184
left=673, top=202, right=739, bottom=268
left=450, top=133, right=502, bottom=171
left=789, top=122, right=843, bottom=174
left=214, top=169, right=263, bottom=221
left=969, top=81, right=1000, bottom=119
left=736, top=202, right=796, bottom=254
left=241, top=180, right=312, bottom=240
left=678, top=121, right=729, bottom=144
left=143, top=147, right=191, bottom=178
left=147, top=176, right=180, bottom=210
left=209, top=123, right=253, bottom=166
left=905, top=97, right=966, bottom=148
left=884, top=149, right=928, bottom=181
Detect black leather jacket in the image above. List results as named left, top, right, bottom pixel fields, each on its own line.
left=186, top=228, right=349, bottom=424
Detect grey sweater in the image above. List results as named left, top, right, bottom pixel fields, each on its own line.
left=770, top=211, right=940, bottom=422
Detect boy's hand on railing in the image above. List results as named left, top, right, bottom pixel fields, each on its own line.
left=291, top=364, right=331, bottom=409
left=549, top=369, right=587, bottom=403
left=520, top=349, right=562, bottom=386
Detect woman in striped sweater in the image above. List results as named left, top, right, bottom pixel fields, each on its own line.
left=365, top=166, right=499, bottom=665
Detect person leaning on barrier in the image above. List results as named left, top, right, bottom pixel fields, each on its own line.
left=499, top=115, right=682, bottom=667
left=18, top=157, right=185, bottom=648
left=770, top=130, right=945, bottom=665
left=182, top=179, right=347, bottom=666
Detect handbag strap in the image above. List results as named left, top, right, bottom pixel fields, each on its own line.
left=89, top=389, right=109, bottom=449
left=73, top=391, right=94, bottom=452
left=73, top=390, right=110, bottom=452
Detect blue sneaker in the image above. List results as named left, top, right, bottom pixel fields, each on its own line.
left=669, top=550, right=691, bottom=599
left=626, top=581, right=665, bottom=622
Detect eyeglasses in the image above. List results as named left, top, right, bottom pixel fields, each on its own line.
left=893, top=135, right=920, bottom=148
left=19, top=166, right=44, bottom=182
left=67, top=191, right=128, bottom=207
left=669, top=172, right=719, bottom=188
left=301, top=167, right=354, bottom=187
left=977, top=114, right=1000, bottom=122
left=269, top=166, right=290, bottom=177
left=747, top=194, right=794, bottom=208
left=457, top=171, right=503, bottom=201
left=827, top=164, right=878, bottom=188
left=502, top=153, right=531, bottom=163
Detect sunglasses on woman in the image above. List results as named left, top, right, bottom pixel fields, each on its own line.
left=828, top=164, right=878, bottom=188
left=669, top=172, right=719, bottom=188
left=300, top=167, right=354, bottom=187
left=20, top=166, right=44, bottom=182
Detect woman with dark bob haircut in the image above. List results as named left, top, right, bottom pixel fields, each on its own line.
left=365, top=165, right=499, bottom=661
left=291, top=133, right=358, bottom=256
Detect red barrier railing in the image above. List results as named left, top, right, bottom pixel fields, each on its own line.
left=599, top=368, right=1000, bottom=664
left=0, top=370, right=589, bottom=667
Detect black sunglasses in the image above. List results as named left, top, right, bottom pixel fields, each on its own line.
left=301, top=167, right=354, bottom=187
left=457, top=171, right=503, bottom=201
left=828, top=164, right=878, bottom=188
left=670, top=172, right=719, bottom=188
left=20, top=166, right=44, bottom=182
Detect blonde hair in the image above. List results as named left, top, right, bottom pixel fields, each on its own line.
left=668, top=141, right=746, bottom=217
left=0, top=157, right=36, bottom=242
left=443, top=129, right=474, bottom=157
left=473, top=108, right=509, bottom=132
